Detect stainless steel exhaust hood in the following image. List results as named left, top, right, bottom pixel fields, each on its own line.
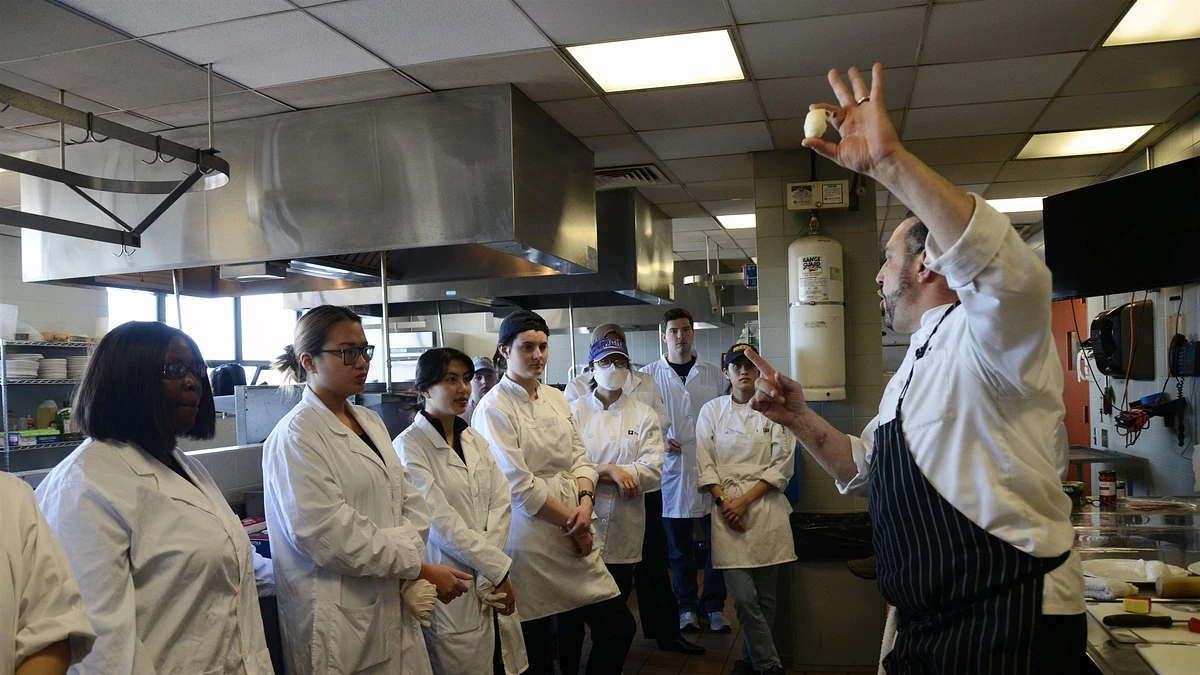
left=18, top=84, right=596, bottom=295
left=283, top=188, right=673, bottom=314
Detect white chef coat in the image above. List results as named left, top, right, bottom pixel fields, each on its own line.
left=263, top=387, right=432, bottom=675
left=36, top=439, right=273, bottom=675
left=472, top=377, right=620, bottom=621
left=569, top=392, right=664, bottom=564
left=394, top=413, right=528, bottom=675
left=1, top=472, right=94, bottom=674
left=640, top=355, right=726, bottom=518
left=564, top=369, right=670, bottom=438
left=836, top=193, right=1084, bottom=615
left=696, top=396, right=797, bottom=570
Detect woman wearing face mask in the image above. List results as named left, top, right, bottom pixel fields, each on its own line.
left=697, top=344, right=797, bottom=675
left=559, top=337, right=661, bottom=675
left=263, top=305, right=471, bottom=675
left=472, top=309, right=633, bottom=675
left=394, top=348, right=528, bottom=675
left=36, top=321, right=274, bottom=675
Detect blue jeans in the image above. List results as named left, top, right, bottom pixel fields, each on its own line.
left=662, top=515, right=727, bottom=615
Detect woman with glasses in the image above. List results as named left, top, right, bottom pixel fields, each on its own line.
left=36, top=321, right=275, bottom=674
left=262, top=305, right=471, bottom=675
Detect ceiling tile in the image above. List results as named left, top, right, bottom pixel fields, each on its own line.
left=701, top=199, right=755, bottom=215
left=290, top=0, right=347, bottom=6
left=730, top=0, right=925, bottom=24
left=993, top=155, right=1115, bottom=182
left=3, top=41, right=243, bottom=110
left=910, top=53, right=1085, bottom=108
left=640, top=121, right=773, bottom=160
left=0, top=68, right=115, bottom=129
left=402, top=49, right=593, bottom=102
left=739, top=7, right=925, bottom=79
left=257, top=69, right=425, bottom=108
left=660, top=202, right=709, bottom=218
left=309, top=0, right=549, bottom=68
left=758, top=67, right=914, bottom=119
left=0, top=128, right=59, bottom=153
left=146, top=12, right=387, bottom=88
left=928, top=161, right=1003, bottom=184
left=99, top=111, right=170, bottom=133
left=607, top=82, right=762, bottom=131
left=636, top=184, right=692, bottom=204
left=956, top=183, right=992, bottom=196
left=663, top=154, right=753, bottom=182
left=903, top=99, right=1048, bottom=140
left=512, top=0, right=728, bottom=44
left=0, top=171, right=18, bottom=204
left=1033, top=86, right=1200, bottom=132
left=60, top=0, right=292, bottom=37
left=132, top=92, right=292, bottom=128
left=904, top=134, right=1027, bottom=165
left=983, top=177, right=1092, bottom=199
left=921, top=0, right=1130, bottom=63
left=538, top=97, right=627, bottom=137
left=672, top=216, right=720, bottom=231
left=578, top=133, right=657, bottom=167
left=685, top=178, right=754, bottom=201
left=772, top=109, right=904, bottom=148
left=1062, top=41, right=1200, bottom=95
left=0, top=0, right=127, bottom=63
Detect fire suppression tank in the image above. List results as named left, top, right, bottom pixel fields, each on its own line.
left=788, top=215, right=846, bottom=400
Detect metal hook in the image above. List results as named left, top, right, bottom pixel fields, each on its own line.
left=110, top=243, right=135, bottom=258
left=140, top=135, right=176, bottom=165
left=82, top=112, right=109, bottom=143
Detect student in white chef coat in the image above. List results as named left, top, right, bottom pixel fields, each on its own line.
left=394, top=348, right=528, bottom=675
left=698, top=343, right=796, bottom=675
left=462, top=356, right=498, bottom=424
left=36, top=321, right=275, bottom=675
left=563, top=325, right=669, bottom=430
left=639, top=308, right=730, bottom=633
left=263, top=305, right=471, bottom=675
left=558, top=337, right=660, bottom=675
left=1, top=472, right=95, bottom=675
left=473, top=309, right=634, bottom=675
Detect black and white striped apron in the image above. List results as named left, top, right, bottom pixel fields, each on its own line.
left=868, top=303, right=1068, bottom=675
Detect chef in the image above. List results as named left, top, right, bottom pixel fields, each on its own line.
left=463, top=355, right=498, bottom=423
left=395, top=347, right=528, bottom=675
left=640, top=308, right=730, bottom=633
left=263, top=305, right=471, bottom=675
left=747, top=64, right=1085, bottom=674
left=473, top=309, right=634, bottom=675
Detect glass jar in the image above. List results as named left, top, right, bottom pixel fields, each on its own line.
left=1099, top=469, right=1118, bottom=504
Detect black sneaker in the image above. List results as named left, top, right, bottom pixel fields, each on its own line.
left=726, top=659, right=755, bottom=675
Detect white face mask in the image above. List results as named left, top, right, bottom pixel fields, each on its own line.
left=593, top=363, right=629, bottom=392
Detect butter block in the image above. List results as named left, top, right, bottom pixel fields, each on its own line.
left=1123, top=596, right=1152, bottom=614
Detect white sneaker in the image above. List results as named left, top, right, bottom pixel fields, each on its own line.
left=679, top=611, right=700, bottom=633
left=708, top=611, right=732, bottom=633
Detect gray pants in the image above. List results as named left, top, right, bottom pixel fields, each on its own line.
left=724, top=565, right=782, bottom=671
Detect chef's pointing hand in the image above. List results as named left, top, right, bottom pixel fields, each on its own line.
left=746, top=348, right=807, bottom=431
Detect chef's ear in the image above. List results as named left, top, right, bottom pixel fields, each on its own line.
left=498, top=343, right=510, bottom=360
left=300, top=351, right=318, bottom=377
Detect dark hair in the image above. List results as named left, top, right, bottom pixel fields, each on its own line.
left=74, top=321, right=216, bottom=455
left=414, top=348, right=475, bottom=407
left=659, top=307, right=694, bottom=333
left=902, top=211, right=928, bottom=263
left=273, top=305, right=362, bottom=383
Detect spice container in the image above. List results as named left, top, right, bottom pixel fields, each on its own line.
left=1115, top=480, right=1126, bottom=500
left=1099, top=469, right=1118, bottom=504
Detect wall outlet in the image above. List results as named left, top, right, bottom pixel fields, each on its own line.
left=1101, top=428, right=1109, bottom=448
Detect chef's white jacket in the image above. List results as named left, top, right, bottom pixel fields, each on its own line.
left=394, top=413, right=528, bottom=675
left=640, top=355, right=726, bottom=518
left=696, top=397, right=797, bottom=569
left=263, top=387, right=431, bottom=675
left=569, top=392, right=664, bottom=564
left=837, top=194, right=1084, bottom=615
left=36, top=439, right=273, bottom=675
left=564, top=369, right=670, bottom=438
left=472, top=377, right=620, bottom=621
left=1, top=472, right=94, bottom=673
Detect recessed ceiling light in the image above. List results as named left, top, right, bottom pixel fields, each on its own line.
left=566, top=29, right=744, bottom=93
left=1104, top=0, right=1200, bottom=46
left=717, top=214, right=755, bottom=230
left=987, top=197, right=1045, bottom=213
left=1015, top=126, right=1154, bottom=159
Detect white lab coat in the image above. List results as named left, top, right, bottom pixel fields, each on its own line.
left=394, top=414, right=529, bottom=675
left=696, top=396, right=797, bottom=569
left=640, top=355, right=726, bottom=518
left=564, top=369, right=670, bottom=437
left=472, top=377, right=620, bottom=621
left=569, top=392, right=664, bottom=564
left=1, top=473, right=94, bottom=673
left=36, top=439, right=273, bottom=675
left=263, top=387, right=431, bottom=675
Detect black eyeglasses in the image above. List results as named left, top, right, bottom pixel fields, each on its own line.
left=163, top=362, right=208, bottom=381
left=316, top=345, right=375, bottom=365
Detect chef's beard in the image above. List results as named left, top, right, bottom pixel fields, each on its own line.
left=882, top=272, right=912, bottom=331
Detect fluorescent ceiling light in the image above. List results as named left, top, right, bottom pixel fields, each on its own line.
left=717, top=214, right=756, bottom=230
left=1104, top=0, right=1200, bottom=46
left=566, top=29, right=744, bottom=93
left=987, top=197, right=1045, bottom=213
left=1016, top=126, right=1154, bottom=159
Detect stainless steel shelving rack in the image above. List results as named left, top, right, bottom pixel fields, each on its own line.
left=1, top=339, right=90, bottom=473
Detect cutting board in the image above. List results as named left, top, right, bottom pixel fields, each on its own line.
left=1087, top=603, right=1200, bottom=644
left=1135, top=644, right=1200, bottom=675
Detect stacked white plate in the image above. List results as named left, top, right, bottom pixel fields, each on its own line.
left=4, top=359, right=40, bottom=381
left=67, top=356, right=90, bottom=379
left=38, top=358, right=68, bottom=379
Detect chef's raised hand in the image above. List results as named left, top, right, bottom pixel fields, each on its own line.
left=419, top=562, right=473, bottom=604
left=746, top=348, right=807, bottom=431
left=802, top=64, right=901, bottom=181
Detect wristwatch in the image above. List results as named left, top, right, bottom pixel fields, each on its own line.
left=714, top=496, right=724, bottom=507
left=578, top=490, right=595, bottom=504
